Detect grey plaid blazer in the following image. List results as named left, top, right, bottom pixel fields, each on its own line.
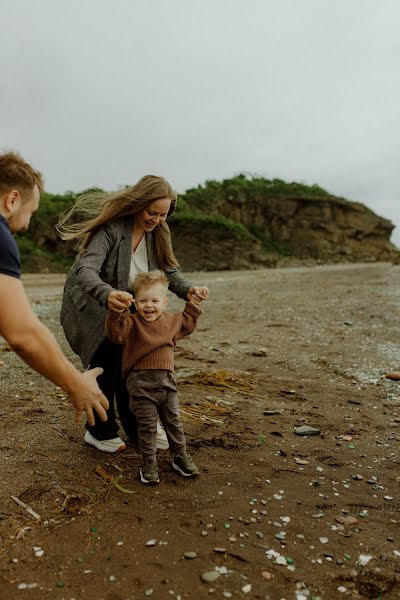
left=60, top=217, right=192, bottom=367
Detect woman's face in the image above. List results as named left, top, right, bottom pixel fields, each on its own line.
left=135, top=198, right=171, bottom=233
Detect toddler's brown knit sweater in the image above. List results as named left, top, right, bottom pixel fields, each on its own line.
left=105, top=302, right=201, bottom=378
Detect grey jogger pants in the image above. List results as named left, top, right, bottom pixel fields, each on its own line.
left=126, top=369, right=186, bottom=463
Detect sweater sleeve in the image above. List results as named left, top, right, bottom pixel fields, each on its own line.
left=105, top=309, right=133, bottom=344
left=176, top=302, right=201, bottom=341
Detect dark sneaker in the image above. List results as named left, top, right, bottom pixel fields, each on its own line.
left=140, top=462, right=160, bottom=485
left=172, top=453, right=199, bottom=477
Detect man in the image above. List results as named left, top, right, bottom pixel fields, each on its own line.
left=0, top=151, right=109, bottom=424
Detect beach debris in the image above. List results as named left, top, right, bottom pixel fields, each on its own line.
left=95, top=465, right=136, bottom=494
left=11, top=495, right=41, bottom=521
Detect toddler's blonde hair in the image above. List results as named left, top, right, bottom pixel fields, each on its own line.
left=133, top=270, right=168, bottom=295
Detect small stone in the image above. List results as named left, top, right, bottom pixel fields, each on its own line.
left=385, top=372, right=400, bottom=381
left=263, top=410, right=282, bottom=415
left=275, top=555, right=287, bottom=565
left=144, top=589, right=154, bottom=596
left=215, top=566, right=228, bottom=574
left=146, top=539, right=157, bottom=547
left=295, top=426, right=321, bottom=436
left=336, top=515, right=358, bottom=526
left=294, top=457, right=309, bottom=465
left=109, top=575, right=116, bottom=581
left=275, top=532, right=286, bottom=540
left=280, top=516, right=290, bottom=524
left=222, top=593, right=233, bottom=599
left=184, top=552, right=197, bottom=559
left=200, top=571, right=220, bottom=583
left=242, top=584, right=252, bottom=593
left=319, top=537, right=329, bottom=544
left=357, top=554, right=373, bottom=566
left=261, top=571, right=272, bottom=580
left=201, top=530, right=208, bottom=536
left=213, top=547, right=226, bottom=553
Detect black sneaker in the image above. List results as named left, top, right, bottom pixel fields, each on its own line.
left=172, top=453, right=199, bottom=477
left=140, top=462, right=160, bottom=485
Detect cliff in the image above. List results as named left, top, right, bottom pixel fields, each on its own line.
left=18, top=176, right=399, bottom=272
left=176, top=175, right=399, bottom=268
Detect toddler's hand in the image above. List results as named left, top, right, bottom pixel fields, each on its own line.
left=188, top=286, right=209, bottom=304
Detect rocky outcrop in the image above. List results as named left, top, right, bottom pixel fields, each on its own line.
left=171, top=220, right=278, bottom=272
left=184, top=184, right=399, bottom=263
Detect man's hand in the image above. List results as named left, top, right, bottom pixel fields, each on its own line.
left=188, top=286, right=209, bottom=303
left=0, top=275, right=110, bottom=427
left=69, top=368, right=109, bottom=425
left=107, top=290, right=133, bottom=312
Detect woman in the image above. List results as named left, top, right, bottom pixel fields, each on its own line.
left=58, top=175, right=208, bottom=452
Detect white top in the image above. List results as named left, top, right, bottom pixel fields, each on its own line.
left=127, top=235, right=149, bottom=290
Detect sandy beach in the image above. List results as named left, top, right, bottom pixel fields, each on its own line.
left=1, top=263, right=400, bottom=599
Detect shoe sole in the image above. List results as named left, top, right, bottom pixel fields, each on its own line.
left=84, top=434, right=126, bottom=453
left=140, top=469, right=160, bottom=485
left=172, top=463, right=199, bottom=477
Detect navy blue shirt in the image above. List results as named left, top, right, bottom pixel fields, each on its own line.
left=0, top=215, right=21, bottom=279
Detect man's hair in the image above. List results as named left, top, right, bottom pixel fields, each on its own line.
left=0, top=151, right=44, bottom=196
left=133, top=270, right=168, bottom=294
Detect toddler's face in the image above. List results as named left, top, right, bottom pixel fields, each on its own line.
left=134, top=283, right=167, bottom=322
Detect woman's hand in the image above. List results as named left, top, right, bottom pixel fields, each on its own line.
left=187, top=286, right=209, bottom=304
left=107, top=290, right=133, bottom=313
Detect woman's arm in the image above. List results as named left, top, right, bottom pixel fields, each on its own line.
left=165, top=266, right=193, bottom=300
left=75, top=226, right=115, bottom=307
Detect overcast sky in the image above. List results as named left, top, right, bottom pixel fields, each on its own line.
left=1, top=0, right=400, bottom=244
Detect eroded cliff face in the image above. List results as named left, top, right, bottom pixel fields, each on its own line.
left=186, top=192, right=399, bottom=262
left=171, top=221, right=277, bottom=272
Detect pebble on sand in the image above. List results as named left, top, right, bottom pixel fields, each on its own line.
left=295, top=425, right=321, bottom=436
left=200, top=571, right=221, bottom=583
left=385, top=372, right=400, bottom=381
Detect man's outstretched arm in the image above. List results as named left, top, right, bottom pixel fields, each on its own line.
left=0, top=274, right=109, bottom=424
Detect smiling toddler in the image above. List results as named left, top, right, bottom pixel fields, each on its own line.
left=105, top=270, right=203, bottom=484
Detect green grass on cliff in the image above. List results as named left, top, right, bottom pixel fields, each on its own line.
left=182, top=173, right=334, bottom=206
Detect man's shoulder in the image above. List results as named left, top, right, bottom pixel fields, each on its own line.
left=0, top=217, right=21, bottom=279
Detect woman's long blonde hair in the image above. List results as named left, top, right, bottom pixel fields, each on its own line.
left=57, top=175, right=179, bottom=268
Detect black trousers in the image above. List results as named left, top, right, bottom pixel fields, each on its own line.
left=85, top=338, right=138, bottom=441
